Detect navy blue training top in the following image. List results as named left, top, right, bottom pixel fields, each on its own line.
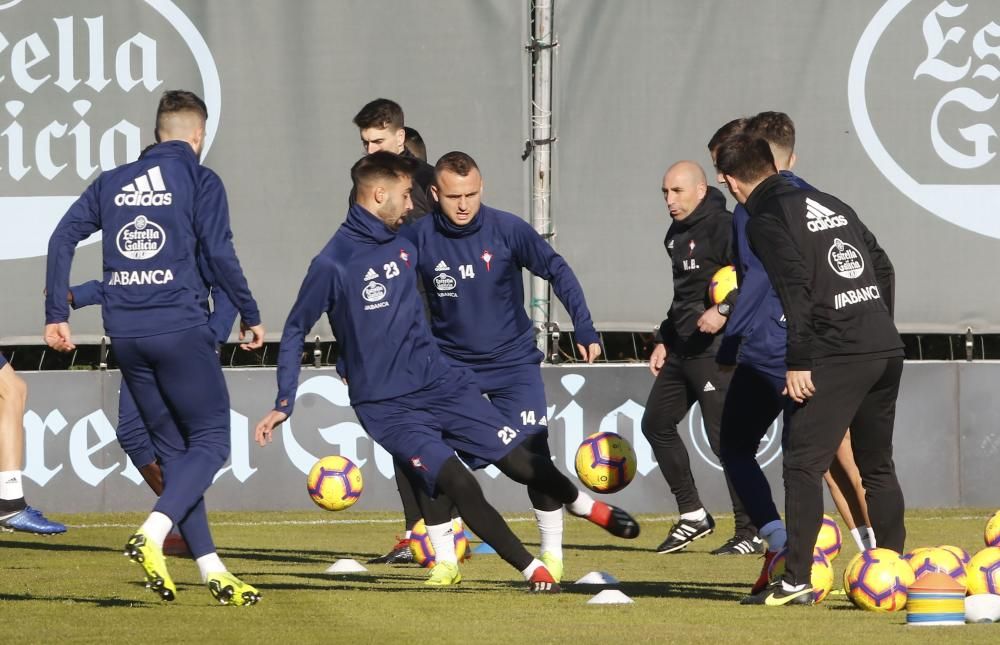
left=401, top=205, right=599, bottom=367
left=721, top=170, right=813, bottom=379
left=45, top=141, right=260, bottom=337
left=274, top=203, right=451, bottom=415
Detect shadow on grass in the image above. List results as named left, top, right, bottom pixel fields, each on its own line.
left=218, top=545, right=382, bottom=565
left=487, top=578, right=747, bottom=602
left=0, top=592, right=152, bottom=608
left=0, top=540, right=117, bottom=554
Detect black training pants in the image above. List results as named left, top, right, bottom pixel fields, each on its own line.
left=782, top=357, right=905, bottom=586
left=641, top=352, right=753, bottom=534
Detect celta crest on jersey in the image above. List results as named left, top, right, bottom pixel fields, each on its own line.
left=827, top=238, right=864, bottom=279
left=805, top=197, right=848, bottom=232
left=114, top=166, right=173, bottom=206
left=481, top=250, right=493, bottom=271
left=116, top=215, right=166, bottom=260
left=399, top=249, right=410, bottom=267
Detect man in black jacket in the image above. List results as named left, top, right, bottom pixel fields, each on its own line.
left=642, top=160, right=760, bottom=556
left=714, top=134, right=905, bottom=606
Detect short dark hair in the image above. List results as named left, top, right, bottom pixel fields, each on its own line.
left=748, top=111, right=795, bottom=153
left=707, top=117, right=748, bottom=154
left=713, top=134, right=777, bottom=183
left=353, top=98, right=404, bottom=131
left=403, top=126, right=426, bottom=161
left=351, top=150, right=415, bottom=190
left=434, top=151, right=479, bottom=184
left=155, top=90, right=207, bottom=140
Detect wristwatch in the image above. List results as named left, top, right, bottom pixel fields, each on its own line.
left=717, top=302, right=732, bottom=317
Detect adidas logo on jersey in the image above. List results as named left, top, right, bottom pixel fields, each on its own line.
left=434, top=260, right=450, bottom=272
left=805, top=198, right=847, bottom=232
left=114, top=166, right=173, bottom=206
left=703, top=381, right=716, bottom=392
left=364, top=268, right=378, bottom=281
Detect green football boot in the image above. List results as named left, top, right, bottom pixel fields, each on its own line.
left=425, top=561, right=462, bottom=587
left=124, top=531, right=176, bottom=601
left=207, top=571, right=262, bottom=606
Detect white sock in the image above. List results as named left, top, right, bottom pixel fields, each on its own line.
left=760, top=520, right=787, bottom=552
left=138, top=511, right=173, bottom=547
left=196, top=552, right=226, bottom=582
left=521, top=558, right=545, bottom=580
left=782, top=580, right=809, bottom=592
left=404, top=529, right=412, bottom=539
left=533, top=508, right=564, bottom=559
left=0, top=470, right=24, bottom=500
left=849, top=527, right=866, bottom=551
left=680, top=508, right=707, bottom=522
left=426, top=521, right=457, bottom=565
left=866, top=526, right=877, bottom=549
left=566, top=490, right=595, bottom=517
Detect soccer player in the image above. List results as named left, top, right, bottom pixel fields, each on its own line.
left=641, top=160, right=760, bottom=555
left=45, top=90, right=264, bottom=606
left=255, top=151, right=636, bottom=591
left=402, top=150, right=628, bottom=581
left=709, top=113, right=877, bottom=597
left=69, top=251, right=238, bottom=557
left=403, top=126, right=427, bottom=162
left=714, top=133, right=905, bottom=606
left=0, top=354, right=66, bottom=534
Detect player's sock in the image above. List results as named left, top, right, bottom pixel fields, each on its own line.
left=566, top=490, right=595, bottom=517
left=759, top=520, right=787, bottom=552
left=680, top=508, right=708, bottom=523
left=866, top=526, right=877, bottom=549
left=426, top=521, right=458, bottom=565
left=849, top=527, right=866, bottom=551
left=533, top=508, right=563, bottom=560
left=404, top=529, right=412, bottom=539
left=521, top=558, right=545, bottom=580
left=0, top=470, right=25, bottom=502
left=781, top=580, right=809, bottom=593
left=196, top=552, right=226, bottom=583
left=138, top=511, right=173, bottom=548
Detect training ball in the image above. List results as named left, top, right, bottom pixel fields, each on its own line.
left=815, top=514, right=842, bottom=561
left=904, top=547, right=967, bottom=590
left=409, top=519, right=470, bottom=568
left=767, top=547, right=834, bottom=603
left=708, top=265, right=738, bottom=305
left=938, top=544, right=971, bottom=566
left=306, top=455, right=363, bottom=511
left=985, top=510, right=1000, bottom=547
left=843, top=548, right=914, bottom=612
left=966, top=546, right=1000, bottom=595
left=574, top=432, right=637, bottom=494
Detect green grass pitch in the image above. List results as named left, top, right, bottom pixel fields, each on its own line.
left=2, top=509, right=998, bottom=643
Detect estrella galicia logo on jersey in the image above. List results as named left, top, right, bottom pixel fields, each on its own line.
left=433, top=273, right=457, bottom=292
left=362, top=281, right=386, bottom=303
left=850, top=0, right=1000, bottom=239
left=827, top=238, right=864, bottom=279
left=116, top=215, right=166, bottom=260
left=805, top=198, right=848, bottom=232
left=114, top=166, right=172, bottom=206
left=0, top=1, right=222, bottom=260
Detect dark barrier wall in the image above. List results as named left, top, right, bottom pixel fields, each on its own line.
left=3, top=1, right=1000, bottom=344
left=15, top=363, right=996, bottom=513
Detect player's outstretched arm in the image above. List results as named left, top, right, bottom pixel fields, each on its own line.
left=254, top=410, right=288, bottom=447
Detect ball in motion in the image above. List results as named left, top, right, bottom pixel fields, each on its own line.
left=408, top=518, right=470, bottom=568
left=843, top=548, right=914, bottom=612
left=815, top=514, right=842, bottom=561
left=767, top=547, right=835, bottom=603
left=306, top=455, right=363, bottom=511
left=574, top=432, right=637, bottom=494
left=985, top=510, right=1000, bottom=547
left=966, top=546, right=1000, bottom=595
left=708, top=265, right=738, bottom=305
left=903, top=547, right=967, bottom=589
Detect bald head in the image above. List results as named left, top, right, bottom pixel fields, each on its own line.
left=662, top=160, right=708, bottom=220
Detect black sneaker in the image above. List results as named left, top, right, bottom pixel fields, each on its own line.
left=740, top=580, right=814, bottom=606
left=710, top=534, right=765, bottom=556
left=656, top=513, right=715, bottom=553
left=366, top=537, right=415, bottom=564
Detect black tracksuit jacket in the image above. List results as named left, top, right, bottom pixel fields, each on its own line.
left=744, top=174, right=903, bottom=370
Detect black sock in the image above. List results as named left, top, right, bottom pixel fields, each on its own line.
left=0, top=497, right=27, bottom=514
left=435, top=457, right=532, bottom=571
